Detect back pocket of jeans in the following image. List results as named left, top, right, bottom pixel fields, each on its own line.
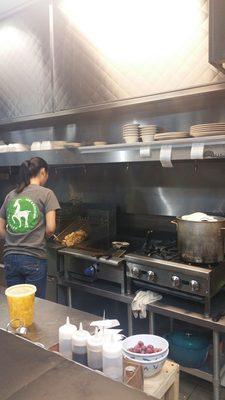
left=23, top=263, right=40, bottom=273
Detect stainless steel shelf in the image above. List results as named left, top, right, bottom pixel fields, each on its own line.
left=1, top=135, right=225, bottom=167
left=180, top=358, right=225, bottom=383
left=61, top=278, right=133, bottom=304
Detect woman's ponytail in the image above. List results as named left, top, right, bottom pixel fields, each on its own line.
left=16, top=160, right=31, bottom=193
left=16, top=157, right=48, bottom=194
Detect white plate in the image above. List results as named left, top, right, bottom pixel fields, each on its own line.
left=191, top=123, right=225, bottom=130
left=191, top=131, right=225, bottom=137
left=141, top=136, right=154, bottom=142
left=154, top=132, right=189, bottom=140
left=123, top=128, right=139, bottom=133
left=93, top=141, right=107, bottom=146
left=123, top=129, right=139, bottom=133
left=140, top=128, right=157, bottom=131
left=140, top=132, right=155, bottom=136
left=0, top=145, right=9, bottom=153
left=140, top=125, right=157, bottom=128
left=123, top=123, right=140, bottom=127
left=64, top=142, right=81, bottom=148
left=124, top=137, right=139, bottom=143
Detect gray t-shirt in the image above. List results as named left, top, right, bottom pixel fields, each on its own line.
left=0, top=184, right=60, bottom=259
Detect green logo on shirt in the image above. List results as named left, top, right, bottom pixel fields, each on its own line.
left=6, top=197, right=39, bottom=233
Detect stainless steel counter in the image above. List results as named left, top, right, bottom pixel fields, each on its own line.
left=0, top=329, right=154, bottom=400
left=0, top=286, right=96, bottom=348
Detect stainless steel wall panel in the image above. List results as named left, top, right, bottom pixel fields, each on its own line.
left=53, top=0, right=225, bottom=111
left=45, top=160, right=225, bottom=217
left=0, top=1, right=52, bottom=120
left=2, top=160, right=225, bottom=222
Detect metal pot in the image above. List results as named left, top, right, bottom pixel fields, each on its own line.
left=172, top=216, right=225, bottom=264
left=165, top=331, right=209, bottom=368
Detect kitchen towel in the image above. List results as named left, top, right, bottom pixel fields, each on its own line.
left=132, top=291, right=162, bottom=318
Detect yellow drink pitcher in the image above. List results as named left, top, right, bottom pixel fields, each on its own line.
left=5, top=284, right=37, bottom=327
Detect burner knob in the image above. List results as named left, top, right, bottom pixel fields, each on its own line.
left=171, top=275, right=181, bottom=288
left=189, top=280, right=200, bottom=292
left=131, top=266, right=140, bottom=278
left=147, top=271, right=156, bottom=281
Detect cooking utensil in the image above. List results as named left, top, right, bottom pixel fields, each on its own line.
left=142, top=230, right=153, bottom=253
left=171, top=216, right=225, bottom=263
left=112, top=241, right=130, bottom=250
left=53, top=219, right=89, bottom=247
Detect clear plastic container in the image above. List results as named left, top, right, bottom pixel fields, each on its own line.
left=59, top=316, right=77, bottom=360
left=72, top=322, right=90, bottom=366
left=87, top=327, right=103, bottom=370
left=103, top=335, right=122, bottom=381
left=5, top=284, right=37, bottom=327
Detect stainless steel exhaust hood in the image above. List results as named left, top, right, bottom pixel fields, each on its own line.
left=209, top=0, right=225, bottom=73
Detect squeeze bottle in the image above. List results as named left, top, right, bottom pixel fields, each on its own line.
left=72, top=322, right=90, bottom=365
left=59, top=316, right=77, bottom=359
left=87, top=327, right=103, bottom=370
left=103, top=334, right=122, bottom=381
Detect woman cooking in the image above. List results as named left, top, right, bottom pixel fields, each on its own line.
left=0, top=157, right=60, bottom=298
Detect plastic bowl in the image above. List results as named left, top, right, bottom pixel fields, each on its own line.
left=123, top=136, right=139, bottom=143
left=122, top=334, right=169, bottom=361
left=123, top=349, right=169, bottom=377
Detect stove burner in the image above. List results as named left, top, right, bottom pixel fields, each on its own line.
left=141, top=229, right=180, bottom=261
left=144, top=239, right=179, bottom=260
left=140, top=231, right=217, bottom=267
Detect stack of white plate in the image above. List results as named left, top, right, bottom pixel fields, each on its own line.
left=31, top=141, right=67, bottom=151
left=8, top=143, right=30, bottom=152
left=93, top=141, right=107, bottom=146
left=51, top=141, right=67, bottom=149
left=122, top=124, right=139, bottom=143
left=64, top=142, right=81, bottom=148
left=190, top=123, right=225, bottom=137
left=0, top=145, right=9, bottom=153
left=139, top=125, right=157, bottom=142
left=154, top=132, right=189, bottom=141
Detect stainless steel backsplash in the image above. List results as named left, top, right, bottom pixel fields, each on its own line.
left=1, top=158, right=225, bottom=236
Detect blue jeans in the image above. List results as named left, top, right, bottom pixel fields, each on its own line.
left=4, top=254, right=47, bottom=299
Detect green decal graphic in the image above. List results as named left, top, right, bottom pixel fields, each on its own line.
left=6, top=197, right=39, bottom=233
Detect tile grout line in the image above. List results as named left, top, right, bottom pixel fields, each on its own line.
left=181, top=382, right=200, bottom=400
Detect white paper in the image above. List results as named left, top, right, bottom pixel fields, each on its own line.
left=191, top=143, right=204, bottom=160
left=140, top=147, right=151, bottom=158
left=102, top=328, right=122, bottom=335
left=160, top=145, right=173, bottom=167
left=90, top=319, right=120, bottom=328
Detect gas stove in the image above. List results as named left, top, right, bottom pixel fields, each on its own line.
left=125, top=235, right=225, bottom=317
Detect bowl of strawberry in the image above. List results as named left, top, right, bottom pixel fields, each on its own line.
left=122, top=334, right=169, bottom=377
left=129, top=342, right=162, bottom=354
left=122, top=334, right=169, bottom=361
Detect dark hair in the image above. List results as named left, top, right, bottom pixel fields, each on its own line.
left=16, top=157, right=49, bottom=193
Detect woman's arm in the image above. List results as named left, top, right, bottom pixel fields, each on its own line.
left=45, top=210, right=56, bottom=237
left=0, top=218, right=6, bottom=239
